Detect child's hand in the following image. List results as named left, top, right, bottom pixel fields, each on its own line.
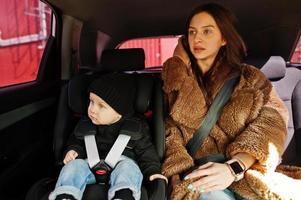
left=63, top=150, right=78, bottom=164
left=149, top=174, right=168, bottom=183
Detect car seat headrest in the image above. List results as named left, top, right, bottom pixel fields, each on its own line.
left=100, top=48, right=145, bottom=71
left=68, top=74, right=98, bottom=114
left=260, top=56, right=286, bottom=80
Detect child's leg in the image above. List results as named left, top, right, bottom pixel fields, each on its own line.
left=108, top=156, right=143, bottom=200
left=49, top=159, right=96, bottom=200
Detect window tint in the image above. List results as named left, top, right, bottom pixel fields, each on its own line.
left=290, top=34, right=301, bottom=64
left=0, top=0, right=52, bottom=87
left=118, top=36, right=180, bottom=68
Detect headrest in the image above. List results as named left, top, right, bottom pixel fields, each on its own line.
left=244, top=57, right=267, bottom=69
left=78, top=24, right=97, bottom=67
left=68, top=74, right=99, bottom=114
left=100, top=48, right=145, bottom=71
left=68, top=73, right=153, bottom=115
left=260, top=56, right=286, bottom=80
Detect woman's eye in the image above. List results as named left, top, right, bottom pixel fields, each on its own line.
left=188, top=30, right=196, bottom=35
left=203, top=29, right=213, bottom=35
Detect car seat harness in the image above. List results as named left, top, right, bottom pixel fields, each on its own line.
left=74, top=117, right=131, bottom=184
left=84, top=134, right=130, bottom=183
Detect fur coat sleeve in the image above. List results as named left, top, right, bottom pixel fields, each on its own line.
left=224, top=65, right=287, bottom=170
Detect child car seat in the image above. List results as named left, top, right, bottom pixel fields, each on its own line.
left=26, top=48, right=166, bottom=200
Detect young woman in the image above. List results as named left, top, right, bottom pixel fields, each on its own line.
left=161, top=3, right=301, bottom=200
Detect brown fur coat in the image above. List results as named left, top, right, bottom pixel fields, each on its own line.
left=161, top=39, right=301, bottom=200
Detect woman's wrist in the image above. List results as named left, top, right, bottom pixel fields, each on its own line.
left=224, top=152, right=256, bottom=182
left=232, top=157, right=247, bottom=170
left=225, top=158, right=245, bottom=182
left=232, top=152, right=256, bottom=170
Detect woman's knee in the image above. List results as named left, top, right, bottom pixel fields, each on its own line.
left=199, top=190, right=236, bottom=200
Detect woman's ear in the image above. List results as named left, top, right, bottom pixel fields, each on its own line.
left=222, top=38, right=227, bottom=46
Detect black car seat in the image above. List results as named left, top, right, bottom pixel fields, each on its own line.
left=259, top=56, right=301, bottom=165
left=26, top=48, right=166, bottom=200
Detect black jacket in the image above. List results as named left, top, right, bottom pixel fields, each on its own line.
left=65, top=115, right=161, bottom=179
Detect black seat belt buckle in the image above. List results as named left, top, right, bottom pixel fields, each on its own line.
left=92, top=159, right=112, bottom=184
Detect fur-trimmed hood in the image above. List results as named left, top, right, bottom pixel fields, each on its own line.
left=161, top=38, right=301, bottom=199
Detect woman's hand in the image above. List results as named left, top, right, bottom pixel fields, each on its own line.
left=184, top=162, right=235, bottom=193
left=63, top=150, right=78, bottom=164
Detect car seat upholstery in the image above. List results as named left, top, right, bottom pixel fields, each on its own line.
left=26, top=48, right=166, bottom=200
left=100, top=48, right=145, bottom=72
left=259, top=56, right=301, bottom=165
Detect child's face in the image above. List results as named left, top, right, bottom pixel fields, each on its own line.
left=88, top=92, right=122, bottom=125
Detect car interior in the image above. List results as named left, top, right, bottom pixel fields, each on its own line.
left=0, top=0, right=300, bottom=200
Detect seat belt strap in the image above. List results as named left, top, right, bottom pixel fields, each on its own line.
left=84, top=135, right=101, bottom=168
left=104, top=134, right=131, bottom=168
left=186, top=73, right=240, bottom=156
left=84, top=134, right=131, bottom=169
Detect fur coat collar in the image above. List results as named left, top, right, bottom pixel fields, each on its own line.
left=161, top=38, right=301, bottom=199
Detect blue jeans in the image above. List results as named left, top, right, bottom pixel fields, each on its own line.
left=48, top=156, right=143, bottom=200
left=199, top=189, right=247, bottom=200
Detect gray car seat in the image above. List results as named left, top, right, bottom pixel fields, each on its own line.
left=259, top=56, right=301, bottom=165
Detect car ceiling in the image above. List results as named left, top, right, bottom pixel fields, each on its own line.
left=47, top=0, right=301, bottom=60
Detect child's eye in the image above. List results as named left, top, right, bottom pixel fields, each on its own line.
left=97, top=102, right=106, bottom=108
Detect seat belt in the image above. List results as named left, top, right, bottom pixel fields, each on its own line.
left=84, top=134, right=131, bottom=183
left=186, top=73, right=240, bottom=158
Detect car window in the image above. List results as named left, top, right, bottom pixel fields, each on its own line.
left=118, top=36, right=180, bottom=68
left=290, top=33, right=301, bottom=64
left=0, top=0, right=52, bottom=88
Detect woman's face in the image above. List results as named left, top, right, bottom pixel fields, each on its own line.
left=87, top=92, right=121, bottom=125
left=188, top=11, right=226, bottom=68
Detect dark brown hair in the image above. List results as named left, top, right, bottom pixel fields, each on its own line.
left=182, top=3, right=247, bottom=75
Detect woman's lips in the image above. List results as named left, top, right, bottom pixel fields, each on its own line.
left=193, top=47, right=205, bottom=53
